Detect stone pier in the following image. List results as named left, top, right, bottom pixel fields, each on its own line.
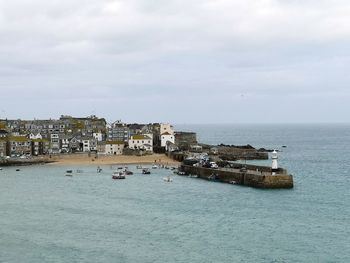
left=180, top=164, right=294, bottom=189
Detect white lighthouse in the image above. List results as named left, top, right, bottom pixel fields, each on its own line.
left=271, top=149, right=278, bottom=174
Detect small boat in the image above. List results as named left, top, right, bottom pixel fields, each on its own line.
left=163, top=176, right=173, bottom=182
left=112, top=171, right=126, bottom=179
left=0, top=168, right=2, bottom=171
left=66, top=170, right=73, bottom=173
left=152, top=165, right=158, bottom=169
left=177, top=171, right=186, bottom=175
left=16, top=169, right=20, bottom=172
left=142, top=168, right=151, bottom=174
left=188, top=174, right=198, bottom=178
left=97, top=166, right=102, bottom=173
left=125, top=170, right=133, bottom=175
left=76, top=169, right=83, bottom=173
left=136, top=165, right=143, bottom=169
left=66, top=174, right=73, bottom=177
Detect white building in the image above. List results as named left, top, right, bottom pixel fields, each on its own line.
left=160, top=123, right=174, bottom=135
left=128, top=135, right=153, bottom=152
left=60, top=135, right=71, bottom=153
left=93, top=132, right=103, bottom=142
left=82, top=138, right=90, bottom=152
left=29, top=132, right=42, bottom=140
left=104, top=141, right=125, bottom=155
left=50, top=133, right=60, bottom=153
left=82, top=138, right=97, bottom=152
left=161, top=132, right=175, bottom=150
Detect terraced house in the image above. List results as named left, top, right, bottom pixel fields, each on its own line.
left=0, top=117, right=185, bottom=156
left=128, top=135, right=153, bottom=152
left=0, top=139, right=6, bottom=157
left=7, top=136, right=32, bottom=156
left=32, top=139, right=50, bottom=156
left=103, top=141, right=125, bottom=155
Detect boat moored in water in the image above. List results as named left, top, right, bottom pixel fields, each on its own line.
left=163, top=176, right=173, bottom=182
left=112, top=171, right=126, bottom=179
left=142, top=168, right=151, bottom=174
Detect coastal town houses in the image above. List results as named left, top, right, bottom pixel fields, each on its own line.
left=69, top=136, right=81, bottom=153
left=0, top=116, right=192, bottom=156
left=0, top=129, right=9, bottom=138
left=50, top=133, right=60, bottom=153
left=60, top=135, right=71, bottom=153
left=93, top=132, right=104, bottom=142
left=104, top=141, right=125, bottom=155
left=108, top=121, right=130, bottom=142
left=166, top=141, right=179, bottom=152
left=156, top=123, right=175, bottom=151
left=29, top=132, right=42, bottom=140
left=0, top=139, right=6, bottom=157
left=82, top=138, right=91, bottom=152
left=7, top=136, right=32, bottom=156
left=160, top=123, right=174, bottom=135
left=82, top=138, right=97, bottom=152
left=127, top=123, right=145, bottom=137
left=128, top=135, right=153, bottom=152
left=32, top=139, right=50, bottom=156
left=60, top=115, right=107, bottom=138
left=160, top=132, right=175, bottom=151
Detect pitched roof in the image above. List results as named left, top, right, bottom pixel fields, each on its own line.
left=132, top=135, right=151, bottom=140
left=32, top=139, right=49, bottom=143
left=106, top=141, right=125, bottom=145
left=8, top=136, right=31, bottom=142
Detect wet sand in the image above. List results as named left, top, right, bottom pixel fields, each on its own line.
left=48, top=153, right=179, bottom=166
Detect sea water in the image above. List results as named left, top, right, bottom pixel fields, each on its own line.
left=0, top=124, right=349, bottom=262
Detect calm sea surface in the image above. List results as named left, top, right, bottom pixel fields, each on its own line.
left=1, top=124, right=349, bottom=262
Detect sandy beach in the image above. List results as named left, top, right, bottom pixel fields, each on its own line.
left=47, top=153, right=180, bottom=166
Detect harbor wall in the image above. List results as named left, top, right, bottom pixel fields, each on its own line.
left=0, top=158, right=54, bottom=166
left=180, top=165, right=293, bottom=189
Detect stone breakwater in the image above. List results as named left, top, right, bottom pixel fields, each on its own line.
left=180, top=164, right=294, bottom=189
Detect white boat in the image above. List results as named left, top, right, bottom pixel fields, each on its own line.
left=136, top=165, right=143, bottom=169
left=152, top=165, right=158, bottom=169
left=163, top=176, right=173, bottom=182
left=112, top=171, right=126, bottom=179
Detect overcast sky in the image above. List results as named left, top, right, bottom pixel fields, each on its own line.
left=0, top=0, right=349, bottom=124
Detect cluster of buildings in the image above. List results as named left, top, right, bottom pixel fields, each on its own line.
left=0, top=115, right=197, bottom=158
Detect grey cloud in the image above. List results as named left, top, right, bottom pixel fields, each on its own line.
left=0, top=0, right=349, bottom=122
